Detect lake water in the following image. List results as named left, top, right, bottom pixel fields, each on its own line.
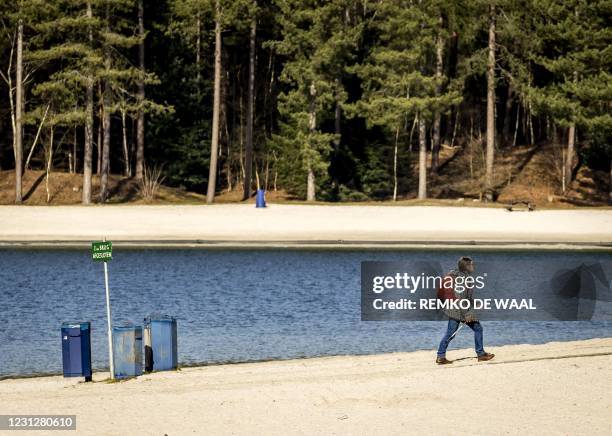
left=0, top=248, right=610, bottom=378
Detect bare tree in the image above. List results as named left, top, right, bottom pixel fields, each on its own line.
left=135, top=0, right=145, bottom=180
left=82, top=0, right=94, bottom=204
left=431, top=13, right=444, bottom=173
left=97, top=86, right=102, bottom=175
left=100, top=3, right=111, bottom=202
left=501, top=79, right=514, bottom=146
left=206, top=0, right=222, bottom=204
left=564, top=123, right=575, bottom=194
left=484, top=4, right=496, bottom=201
left=418, top=114, right=427, bottom=199
left=564, top=13, right=578, bottom=197
left=392, top=125, right=399, bottom=201
left=100, top=85, right=111, bottom=201
left=14, top=18, right=23, bottom=203
left=306, top=82, right=316, bottom=202
left=0, top=27, right=17, bottom=176
left=45, top=126, right=54, bottom=203
left=120, top=100, right=131, bottom=177
left=243, top=0, right=256, bottom=200
left=196, top=12, right=201, bottom=84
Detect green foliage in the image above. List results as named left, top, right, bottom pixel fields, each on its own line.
left=269, top=0, right=359, bottom=199
left=351, top=0, right=460, bottom=125
left=337, top=184, right=369, bottom=202
left=0, top=0, right=609, bottom=200
left=21, top=0, right=100, bottom=128
left=267, top=114, right=334, bottom=198
left=529, top=1, right=610, bottom=128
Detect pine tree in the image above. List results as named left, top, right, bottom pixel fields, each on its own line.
left=0, top=0, right=609, bottom=205
left=83, top=0, right=95, bottom=204
left=170, top=0, right=251, bottom=202
left=15, top=16, right=23, bottom=203
left=205, top=0, right=222, bottom=203
left=350, top=0, right=461, bottom=200
left=135, top=0, right=145, bottom=180
left=484, top=3, right=496, bottom=201
left=0, top=1, right=28, bottom=203
left=530, top=0, right=611, bottom=196
left=23, top=0, right=105, bottom=202
left=270, top=0, right=359, bottom=201
left=242, top=0, right=256, bottom=200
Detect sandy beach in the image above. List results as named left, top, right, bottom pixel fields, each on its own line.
left=0, top=204, right=611, bottom=247
left=1, top=205, right=610, bottom=435
left=0, top=338, right=610, bottom=435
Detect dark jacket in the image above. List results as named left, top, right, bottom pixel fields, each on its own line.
left=443, top=269, right=477, bottom=322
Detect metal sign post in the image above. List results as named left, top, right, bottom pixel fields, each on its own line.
left=92, top=239, right=114, bottom=379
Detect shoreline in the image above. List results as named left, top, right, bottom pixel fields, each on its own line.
left=1, top=204, right=611, bottom=248
left=3, top=335, right=610, bottom=381
left=2, top=338, right=611, bottom=435
left=1, top=240, right=611, bottom=251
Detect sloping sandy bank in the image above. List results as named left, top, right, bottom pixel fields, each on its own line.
left=1, top=338, right=610, bottom=435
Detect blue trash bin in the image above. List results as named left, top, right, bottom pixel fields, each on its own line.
left=61, top=322, right=92, bottom=382
left=256, top=189, right=266, bottom=208
left=112, top=324, right=143, bottom=379
left=144, top=315, right=178, bottom=372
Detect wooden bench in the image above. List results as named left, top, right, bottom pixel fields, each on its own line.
left=506, top=200, right=535, bottom=212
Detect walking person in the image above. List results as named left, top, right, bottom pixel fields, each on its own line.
left=436, top=256, right=495, bottom=364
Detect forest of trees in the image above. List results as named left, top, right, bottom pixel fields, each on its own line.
left=0, top=0, right=610, bottom=204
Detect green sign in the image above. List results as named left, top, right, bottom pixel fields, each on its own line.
left=92, top=241, right=112, bottom=262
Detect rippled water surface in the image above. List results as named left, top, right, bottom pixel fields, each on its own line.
left=0, top=248, right=610, bottom=377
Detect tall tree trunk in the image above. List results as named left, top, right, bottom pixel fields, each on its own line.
left=501, top=80, right=514, bottom=147
left=264, top=155, right=269, bottom=190
left=238, top=85, right=245, bottom=183
left=69, top=133, right=74, bottom=173
left=45, top=126, right=54, bottom=203
left=121, top=106, right=130, bottom=177
left=220, top=58, right=229, bottom=190
left=393, top=125, right=399, bottom=201
left=484, top=4, right=496, bottom=202
left=445, top=31, right=459, bottom=147
left=14, top=19, right=23, bottom=203
left=196, top=12, right=201, bottom=85
left=431, top=14, right=444, bottom=174
left=334, top=79, right=341, bottom=152
left=306, top=83, right=316, bottom=202
left=334, top=100, right=341, bottom=148
left=206, top=0, right=222, bottom=204
left=564, top=124, right=575, bottom=194
left=243, top=1, right=256, bottom=200
left=100, top=5, right=111, bottom=202
left=135, top=0, right=145, bottom=180
left=82, top=1, right=94, bottom=204
left=5, top=36, right=16, bottom=171
left=97, top=88, right=102, bottom=175
left=72, top=126, right=77, bottom=173
left=564, top=49, right=579, bottom=195
left=100, top=91, right=111, bottom=201
left=306, top=168, right=315, bottom=201
left=417, top=114, right=427, bottom=200
left=254, top=159, right=260, bottom=189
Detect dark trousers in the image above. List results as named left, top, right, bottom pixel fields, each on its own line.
left=437, top=318, right=485, bottom=357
